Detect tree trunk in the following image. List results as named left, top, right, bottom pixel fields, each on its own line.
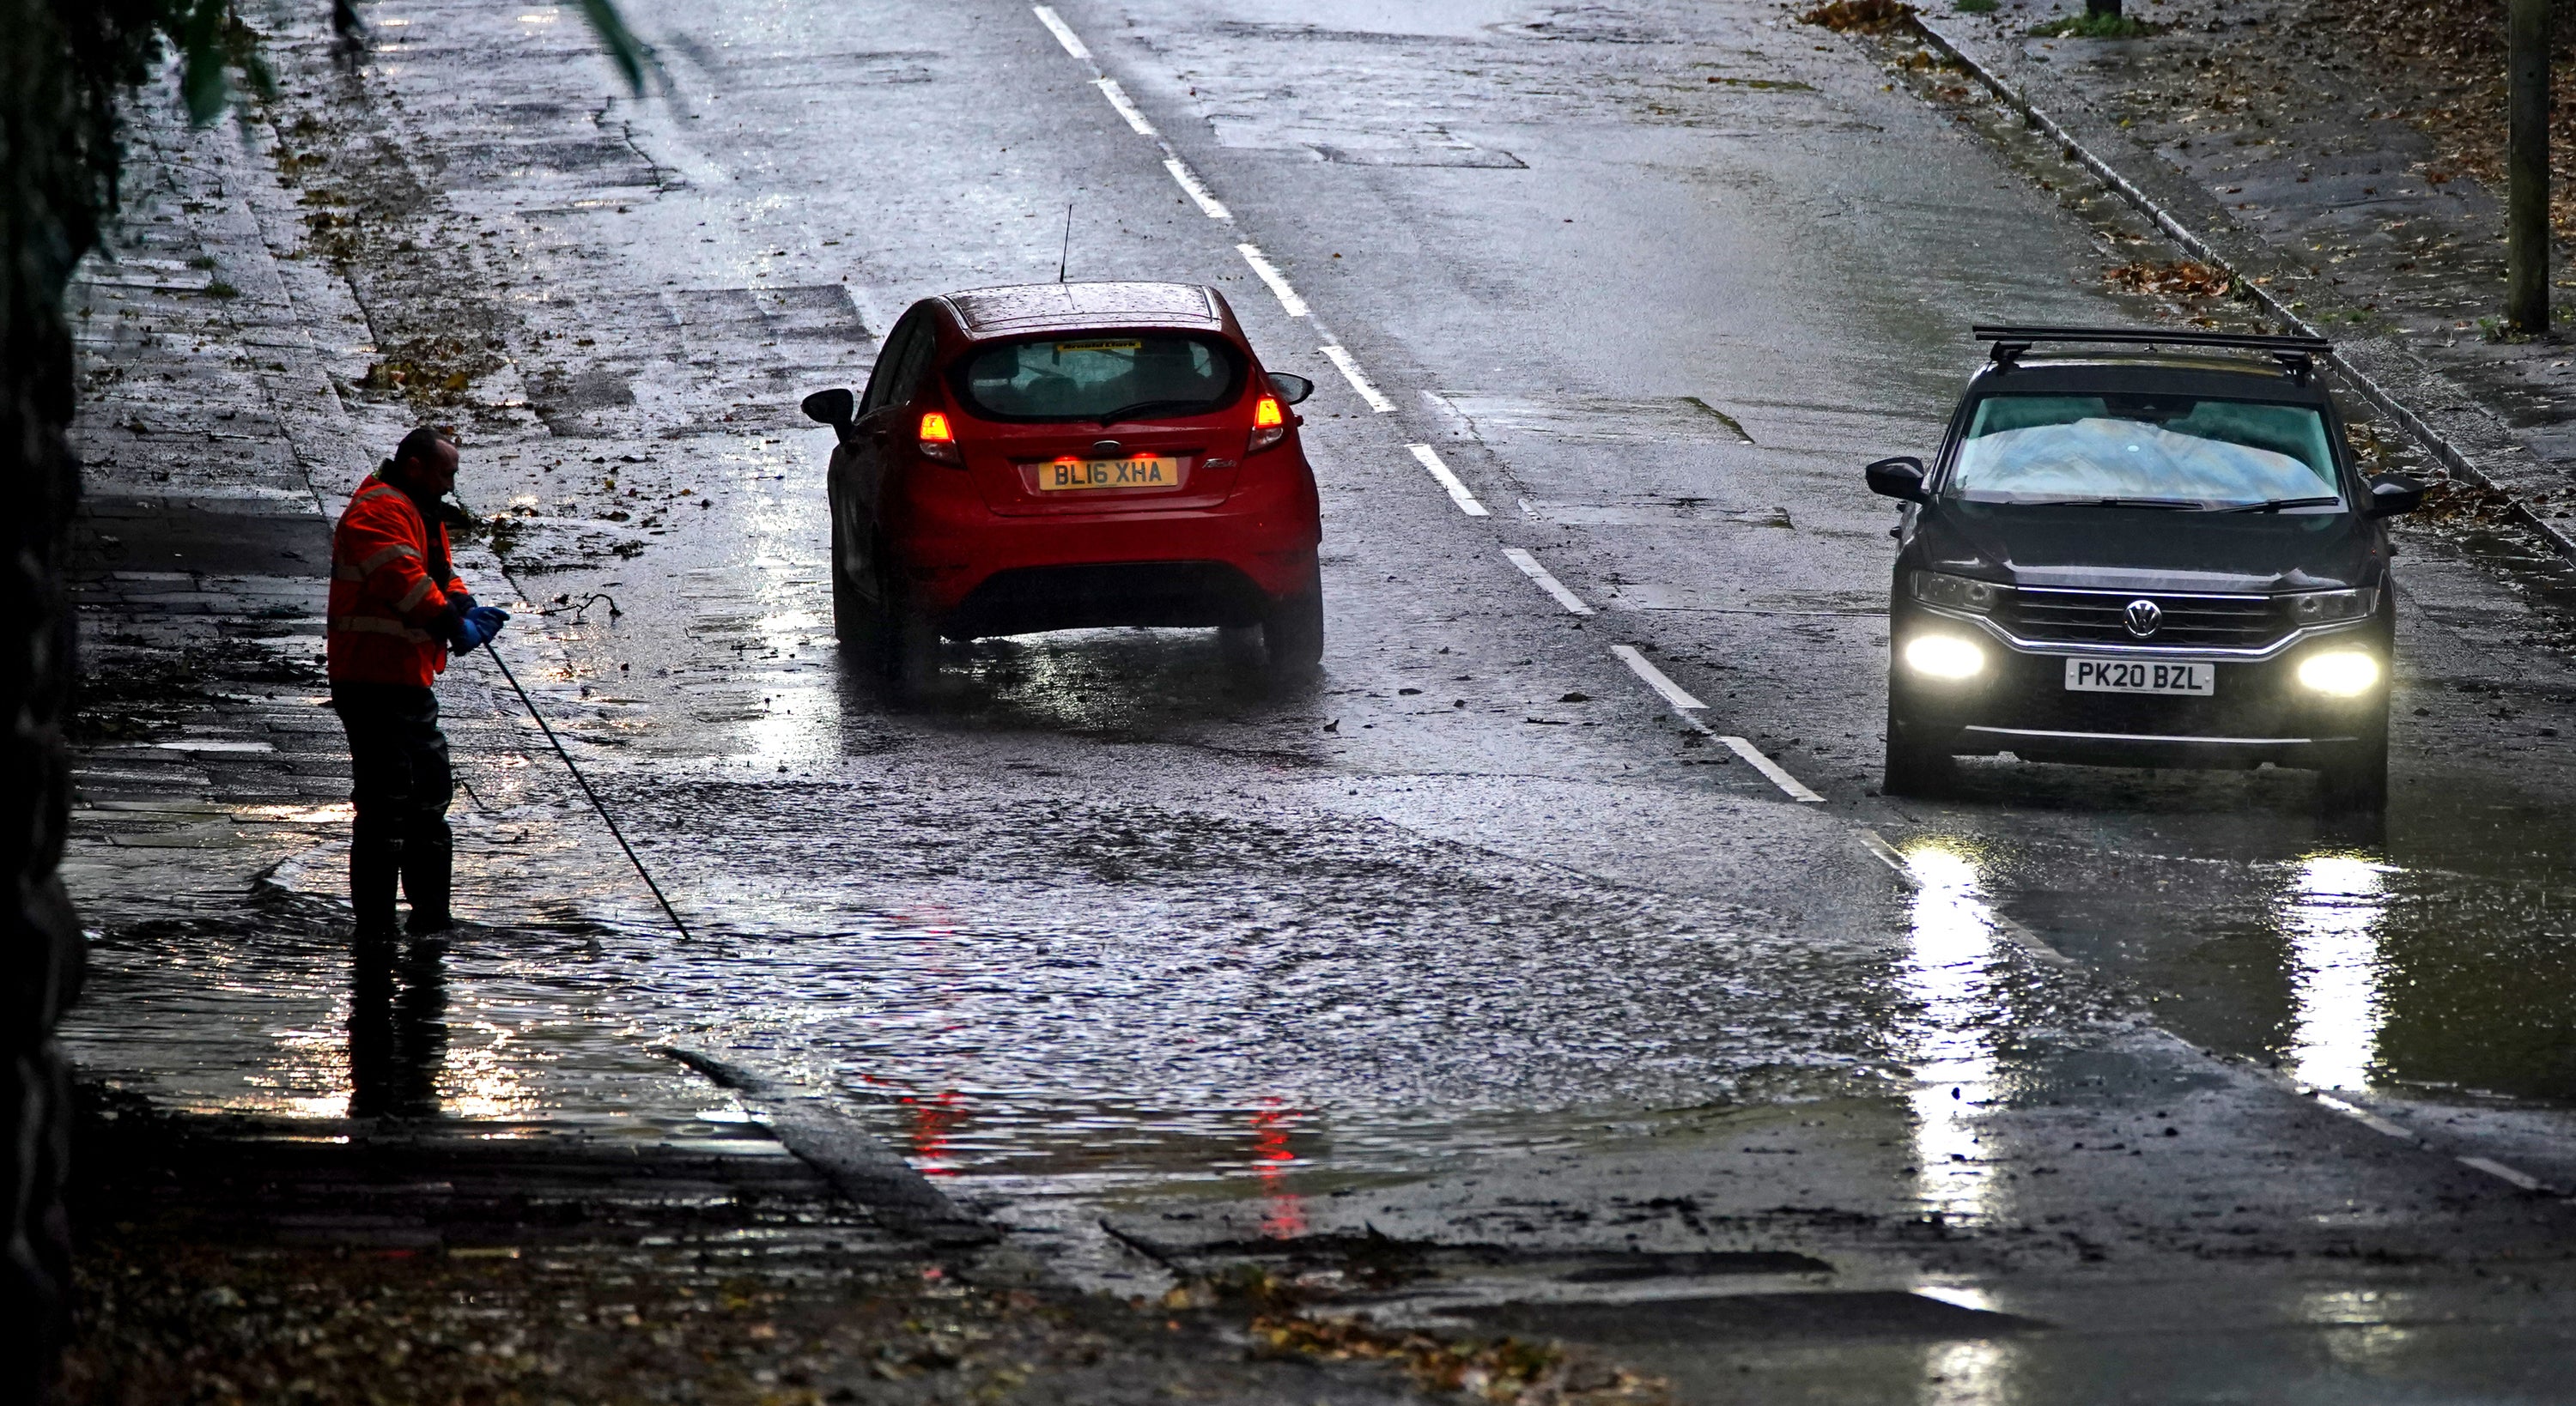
left=1, top=0, right=108, bottom=1394
left=2507, top=0, right=2552, bottom=336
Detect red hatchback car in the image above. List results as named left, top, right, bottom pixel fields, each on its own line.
left=801, top=282, right=1323, bottom=694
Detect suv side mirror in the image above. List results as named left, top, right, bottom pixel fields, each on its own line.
left=1865, top=455, right=1929, bottom=503
left=800, top=387, right=855, bottom=433
left=2364, top=473, right=2425, bottom=518
left=1268, top=372, right=1315, bottom=406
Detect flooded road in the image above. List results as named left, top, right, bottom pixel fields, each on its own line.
left=59, top=0, right=2576, bottom=1394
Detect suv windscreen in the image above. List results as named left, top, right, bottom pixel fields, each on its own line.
left=955, top=333, right=1246, bottom=423
left=1947, top=392, right=2342, bottom=509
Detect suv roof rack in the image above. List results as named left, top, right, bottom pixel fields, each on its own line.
left=1972, top=324, right=2331, bottom=382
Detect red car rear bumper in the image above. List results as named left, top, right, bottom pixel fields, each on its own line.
left=895, top=456, right=1320, bottom=636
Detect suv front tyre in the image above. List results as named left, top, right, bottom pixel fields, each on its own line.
left=2314, top=704, right=2390, bottom=813
left=1882, top=699, right=1956, bottom=798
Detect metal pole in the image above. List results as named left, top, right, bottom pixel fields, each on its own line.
left=2507, top=0, right=2552, bottom=336
left=481, top=640, right=696, bottom=942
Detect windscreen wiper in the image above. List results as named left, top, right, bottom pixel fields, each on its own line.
left=2212, top=496, right=2341, bottom=513
left=2020, top=496, right=2202, bottom=510
left=1094, top=398, right=1205, bottom=425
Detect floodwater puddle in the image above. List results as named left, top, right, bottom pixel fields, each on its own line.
left=65, top=765, right=1982, bottom=1219
left=1905, top=763, right=2576, bottom=1112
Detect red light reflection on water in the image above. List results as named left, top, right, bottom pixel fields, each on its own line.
left=904, top=1089, right=969, bottom=1177
left=1252, top=1098, right=1306, bottom=1239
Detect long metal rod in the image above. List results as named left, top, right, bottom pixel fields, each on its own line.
left=480, top=640, right=696, bottom=942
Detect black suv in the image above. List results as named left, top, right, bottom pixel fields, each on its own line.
left=1868, top=327, right=2423, bottom=809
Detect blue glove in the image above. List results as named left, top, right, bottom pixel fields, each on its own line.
left=443, top=603, right=510, bottom=654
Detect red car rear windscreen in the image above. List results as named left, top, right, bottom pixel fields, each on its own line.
left=955, top=333, right=1247, bottom=424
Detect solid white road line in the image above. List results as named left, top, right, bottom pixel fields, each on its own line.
left=1407, top=444, right=1488, bottom=517
left=1609, top=645, right=1705, bottom=712
left=1501, top=548, right=1594, bottom=615
left=1719, top=736, right=1827, bottom=803
left=1163, top=159, right=1230, bottom=219
left=1031, top=4, right=1090, bottom=58
left=1094, top=77, right=1155, bottom=134
left=1322, top=344, right=1397, bottom=412
left=1236, top=244, right=1308, bottom=318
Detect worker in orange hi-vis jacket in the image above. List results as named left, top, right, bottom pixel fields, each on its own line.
left=326, top=426, right=509, bottom=941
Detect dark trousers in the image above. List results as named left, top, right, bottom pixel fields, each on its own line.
left=331, top=682, right=454, bottom=935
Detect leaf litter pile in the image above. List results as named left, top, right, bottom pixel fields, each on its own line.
left=1167, top=1265, right=1669, bottom=1406
left=1797, top=0, right=1918, bottom=34
left=2103, top=259, right=2234, bottom=301
left=2315, top=0, right=2576, bottom=239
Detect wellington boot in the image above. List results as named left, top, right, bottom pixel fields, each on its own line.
left=352, top=840, right=403, bottom=941
left=402, top=833, right=453, bottom=936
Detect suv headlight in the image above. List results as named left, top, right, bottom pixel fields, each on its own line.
left=1908, top=571, right=2005, bottom=614
left=2284, top=588, right=2376, bottom=627
left=2295, top=651, right=2380, bottom=696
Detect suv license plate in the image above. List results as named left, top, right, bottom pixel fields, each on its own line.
left=2064, top=658, right=2214, bottom=695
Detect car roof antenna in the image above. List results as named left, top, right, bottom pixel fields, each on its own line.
left=1057, top=203, right=1074, bottom=282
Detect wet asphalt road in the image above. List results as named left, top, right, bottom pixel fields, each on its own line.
left=61, top=0, right=2576, bottom=1397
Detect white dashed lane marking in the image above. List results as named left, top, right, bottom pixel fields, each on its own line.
left=1322, top=345, right=1397, bottom=412
left=1609, top=645, right=1705, bottom=712
left=1407, top=444, right=1487, bottom=517
left=1031, top=4, right=1091, bottom=57
left=2306, top=1089, right=2418, bottom=1142
left=1093, top=77, right=1155, bottom=134
left=1608, top=645, right=1826, bottom=804
left=1236, top=244, right=1308, bottom=318
left=1718, top=736, right=1826, bottom=804
left=2459, top=1156, right=2554, bottom=1193
left=1163, top=159, right=1230, bottom=219
left=1501, top=548, right=1594, bottom=615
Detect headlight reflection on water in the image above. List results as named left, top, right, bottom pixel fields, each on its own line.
left=1899, top=842, right=2007, bottom=1230
left=1899, top=843, right=2025, bottom=1405
left=2282, top=855, right=2392, bottom=1094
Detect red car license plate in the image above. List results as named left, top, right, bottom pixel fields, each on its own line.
left=1036, top=456, right=1184, bottom=491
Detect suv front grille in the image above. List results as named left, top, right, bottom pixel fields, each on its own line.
left=1996, top=589, right=2281, bottom=650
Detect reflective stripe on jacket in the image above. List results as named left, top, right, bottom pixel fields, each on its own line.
left=326, top=476, right=468, bottom=687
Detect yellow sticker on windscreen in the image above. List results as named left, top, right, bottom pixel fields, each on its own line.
left=1052, top=339, right=1142, bottom=356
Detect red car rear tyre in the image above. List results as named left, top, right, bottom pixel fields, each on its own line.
left=870, top=555, right=943, bottom=702
left=1262, top=591, right=1324, bottom=680
left=1218, top=624, right=1265, bottom=674
left=831, top=517, right=868, bottom=649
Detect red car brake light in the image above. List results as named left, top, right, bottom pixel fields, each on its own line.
left=1249, top=395, right=1289, bottom=454
left=917, top=409, right=962, bottom=464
